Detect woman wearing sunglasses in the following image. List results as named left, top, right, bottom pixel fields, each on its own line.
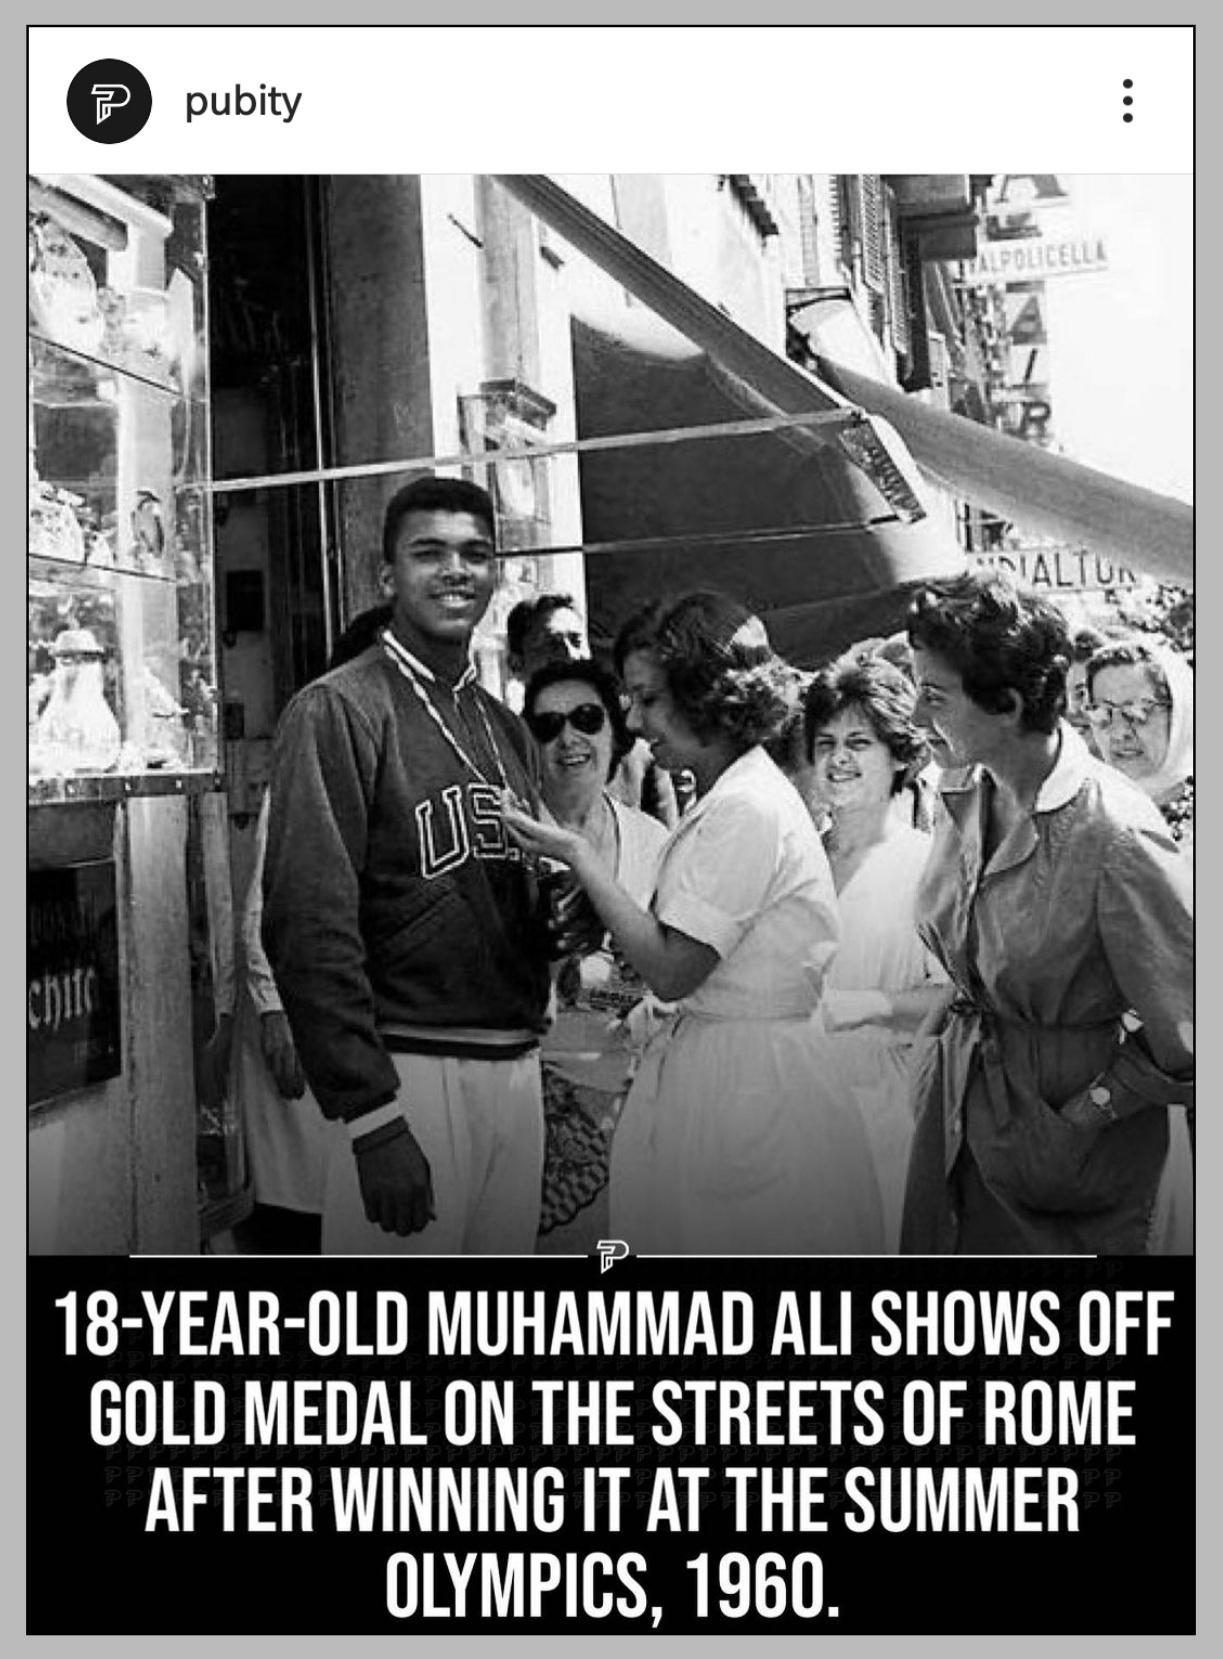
left=1086, top=638, right=1194, bottom=855
left=507, top=590, right=883, bottom=1256
left=522, top=659, right=669, bottom=1249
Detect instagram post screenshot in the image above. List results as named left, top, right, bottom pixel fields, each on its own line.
left=24, top=22, right=1197, bottom=1643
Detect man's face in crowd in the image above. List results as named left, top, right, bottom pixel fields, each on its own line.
left=383, top=509, right=497, bottom=651
left=521, top=606, right=587, bottom=679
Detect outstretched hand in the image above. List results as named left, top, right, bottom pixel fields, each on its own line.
left=502, top=804, right=586, bottom=870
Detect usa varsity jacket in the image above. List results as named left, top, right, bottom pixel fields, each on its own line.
left=262, top=639, right=551, bottom=1125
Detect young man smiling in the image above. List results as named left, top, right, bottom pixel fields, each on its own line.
left=262, top=475, right=552, bottom=1254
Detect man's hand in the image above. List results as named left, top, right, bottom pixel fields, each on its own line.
left=260, top=1010, right=306, bottom=1099
left=352, top=1118, right=436, bottom=1236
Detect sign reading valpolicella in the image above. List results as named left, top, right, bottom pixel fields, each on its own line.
left=961, top=236, right=1108, bottom=284
left=28, top=859, right=122, bottom=1106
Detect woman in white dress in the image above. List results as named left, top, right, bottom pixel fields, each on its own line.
left=803, top=653, right=949, bottom=1250
left=506, top=591, right=882, bottom=1256
left=522, top=659, right=668, bottom=1249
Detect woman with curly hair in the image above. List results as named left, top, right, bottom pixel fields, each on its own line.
left=902, top=574, right=1193, bottom=1255
left=506, top=590, right=883, bottom=1254
left=804, top=653, right=947, bottom=1249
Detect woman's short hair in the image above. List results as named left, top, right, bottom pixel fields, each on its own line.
left=803, top=653, right=929, bottom=792
left=907, top=573, right=1070, bottom=736
left=641, top=590, right=799, bottom=749
left=612, top=600, right=667, bottom=677
left=1085, top=636, right=1170, bottom=700
left=523, top=658, right=634, bottom=781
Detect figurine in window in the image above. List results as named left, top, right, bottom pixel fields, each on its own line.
left=34, top=627, right=121, bottom=774
left=140, top=664, right=189, bottom=768
left=131, top=488, right=167, bottom=573
left=28, top=213, right=105, bottom=355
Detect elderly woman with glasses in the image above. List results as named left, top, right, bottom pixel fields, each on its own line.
left=1086, top=635, right=1195, bottom=1248
left=507, top=590, right=883, bottom=1256
left=901, top=574, right=1193, bottom=1257
left=522, top=658, right=669, bottom=1247
left=1087, top=638, right=1194, bottom=854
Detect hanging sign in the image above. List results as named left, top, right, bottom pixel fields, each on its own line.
left=961, top=236, right=1109, bottom=284
left=972, top=547, right=1141, bottom=593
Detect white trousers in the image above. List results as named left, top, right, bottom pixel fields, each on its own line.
left=322, top=1051, right=544, bottom=1256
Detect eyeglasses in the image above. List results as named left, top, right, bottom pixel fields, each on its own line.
left=1086, top=698, right=1171, bottom=731
left=526, top=703, right=608, bottom=743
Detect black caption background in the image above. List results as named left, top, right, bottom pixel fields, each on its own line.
left=28, top=1254, right=1193, bottom=1636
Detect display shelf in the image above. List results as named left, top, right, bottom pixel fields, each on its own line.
left=28, top=173, right=218, bottom=801
left=29, top=329, right=194, bottom=402
left=28, top=770, right=225, bottom=808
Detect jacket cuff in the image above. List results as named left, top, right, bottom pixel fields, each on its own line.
left=350, top=1115, right=409, bottom=1155
left=338, top=1089, right=399, bottom=1127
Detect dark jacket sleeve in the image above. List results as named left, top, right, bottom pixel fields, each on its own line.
left=262, top=684, right=399, bottom=1122
left=1096, top=814, right=1194, bottom=1119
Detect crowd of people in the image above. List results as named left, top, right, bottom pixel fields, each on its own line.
left=230, top=472, right=1193, bottom=1258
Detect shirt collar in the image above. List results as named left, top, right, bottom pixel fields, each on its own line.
left=936, top=722, right=1093, bottom=814
left=679, top=745, right=771, bottom=827
left=380, top=627, right=477, bottom=690
left=1033, top=722, right=1094, bottom=812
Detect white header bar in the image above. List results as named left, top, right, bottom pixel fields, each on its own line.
left=29, top=25, right=1193, bottom=174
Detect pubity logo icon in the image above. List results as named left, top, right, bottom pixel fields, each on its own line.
left=67, top=59, right=152, bottom=144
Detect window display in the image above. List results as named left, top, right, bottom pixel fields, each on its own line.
left=28, top=173, right=219, bottom=801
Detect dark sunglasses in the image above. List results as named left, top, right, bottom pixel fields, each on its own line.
left=526, top=703, right=608, bottom=743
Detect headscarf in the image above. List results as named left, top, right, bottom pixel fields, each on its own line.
left=1138, top=643, right=1194, bottom=806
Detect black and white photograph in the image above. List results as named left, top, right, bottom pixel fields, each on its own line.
left=27, top=168, right=1193, bottom=1261
left=24, top=22, right=1198, bottom=1646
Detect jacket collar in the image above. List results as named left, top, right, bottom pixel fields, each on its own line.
left=936, top=723, right=1095, bottom=880
left=1033, top=721, right=1094, bottom=812
left=937, top=722, right=1090, bottom=815
left=380, top=626, right=477, bottom=691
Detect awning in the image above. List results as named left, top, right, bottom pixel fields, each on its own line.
left=816, top=357, right=1193, bottom=588
left=495, top=175, right=1193, bottom=607
left=569, top=319, right=963, bottom=665
left=494, top=174, right=968, bottom=665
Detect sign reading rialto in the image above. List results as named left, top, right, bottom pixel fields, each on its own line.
left=28, top=860, right=122, bottom=1106
left=971, top=547, right=1140, bottom=593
